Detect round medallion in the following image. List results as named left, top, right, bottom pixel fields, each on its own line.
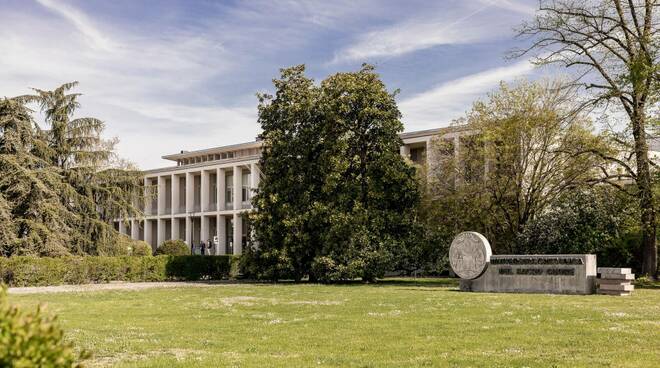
left=449, top=231, right=492, bottom=280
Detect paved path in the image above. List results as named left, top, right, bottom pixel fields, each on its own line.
left=8, top=281, right=240, bottom=295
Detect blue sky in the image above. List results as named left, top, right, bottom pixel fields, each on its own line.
left=1, top=0, right=544, bottom=169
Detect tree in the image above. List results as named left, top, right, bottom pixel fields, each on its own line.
left=19, top=82, right=144, bottom=254
left=0, top=98, right=76, bottom=256
left=0, top=83, right=144, bottom=256
left=513, top=0, right=659, bottom=276
left=247, top=65, right=420, bottom=282
left=517, top=186, right=643, bottom=269
left=426, top=80, right=605, bottom=252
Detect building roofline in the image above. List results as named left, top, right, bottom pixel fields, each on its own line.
left=161, top=140, right=262, bottom=161
left=149, top=125, right=469, bottom=172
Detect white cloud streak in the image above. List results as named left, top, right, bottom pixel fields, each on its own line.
left=333, top=0, right=537, bottom=63
left=35, top=0, right=116, bottom=51
left=399, top=59, right=537, bottom=129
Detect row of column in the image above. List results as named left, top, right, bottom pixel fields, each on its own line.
left=147, top=162, right=260, bottom=216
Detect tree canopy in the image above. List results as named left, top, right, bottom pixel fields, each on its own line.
left=425, top=80, right=606, bottom=253
left=246, top=65, right=420, bottom=282
left=0, top=83, right=144, bottom=256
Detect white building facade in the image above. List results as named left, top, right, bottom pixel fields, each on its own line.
left=116, top=126, right=468, bottom=254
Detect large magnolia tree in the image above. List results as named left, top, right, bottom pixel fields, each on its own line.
left=248, top=65, right=420, bottom=282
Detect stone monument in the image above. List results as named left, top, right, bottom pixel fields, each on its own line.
left=451, top=232, right=597, bottom=295
left=449, top=231, right=492, bottom=280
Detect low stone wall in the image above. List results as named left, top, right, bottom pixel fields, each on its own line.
left=460, top=255, right=597, bottom=295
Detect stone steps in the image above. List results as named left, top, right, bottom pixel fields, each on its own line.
left=597, top=267, right=634, bottom=296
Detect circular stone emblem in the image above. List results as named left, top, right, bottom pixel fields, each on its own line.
left=449, top=231, right=492, bottom=280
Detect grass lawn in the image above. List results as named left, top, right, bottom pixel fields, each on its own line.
left=9, top=278, right=660, bottom=367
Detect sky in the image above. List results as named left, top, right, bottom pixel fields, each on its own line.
left=0, top=0, right=546, bottom=169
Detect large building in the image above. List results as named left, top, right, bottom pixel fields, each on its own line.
left=116, top=126, right=469, bottom=254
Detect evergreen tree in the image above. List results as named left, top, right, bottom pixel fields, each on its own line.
left=247, top=65, right=420, bottom=282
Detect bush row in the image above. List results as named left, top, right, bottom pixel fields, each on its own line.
left=0, top=255, right=239, bottom=287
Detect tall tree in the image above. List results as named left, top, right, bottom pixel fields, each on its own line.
left=19, top=82, right=144, bottom=252
left=513, top=0, right=659, bottom=276
left=248, top=65, right=419, bottom=282
left=426, top=80, right=605, bottom=253
left=0, top=83, right=144, bottom=256
left=0, top=98, right=76, bottom=256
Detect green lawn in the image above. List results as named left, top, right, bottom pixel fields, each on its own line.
left=9, top=278, right=660, bottom=367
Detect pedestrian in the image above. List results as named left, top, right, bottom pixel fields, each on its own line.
left=200, top=240, right=206, bottom=256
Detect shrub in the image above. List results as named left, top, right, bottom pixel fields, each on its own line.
left=0, top=256, right=237, bottom=287
left=0, top=285, right=88, bottom=367
left=155, top=240, right=189, bottom=256
left=97, top=235, right=132, bottom=256
left=130, top=241, right=153, bottom=256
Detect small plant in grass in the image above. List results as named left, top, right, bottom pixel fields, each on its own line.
left=0, top=285, right=89, bottom=367
left=155, top=239, right=189, bottom=256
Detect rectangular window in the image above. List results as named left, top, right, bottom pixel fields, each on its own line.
left=225, top=173, right=234, bottom=205
left=242, top=172, right=250, bottom=202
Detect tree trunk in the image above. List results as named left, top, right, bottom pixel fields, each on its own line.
left=631, top=112, right=658, bottom=278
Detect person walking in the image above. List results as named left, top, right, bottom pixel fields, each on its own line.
left=200, top=240, right=206, bottom=256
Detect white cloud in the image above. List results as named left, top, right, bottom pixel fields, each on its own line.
left=399, top=59, right=536, bottom=129
left=332, top=8, right=490, bottom=63
left=332, top=0, right=537, bottom=63
left=0, top=2, right=249, bottom=169
left=35, top=0, right=116, bottom=51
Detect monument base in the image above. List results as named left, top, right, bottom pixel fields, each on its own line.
left=460, top=254, right=597, bottom=295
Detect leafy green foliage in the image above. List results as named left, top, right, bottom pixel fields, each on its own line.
left=155, top=240, right=189, bottom=256
left=517, top=187, right=644, bottom=271
left=130, top=240, right=153, bottom=257
left=247, top=65, right=420, bottom=282
left=0, top=286, right=86, bottom=367
left=0, top=256, right=237, bottom=287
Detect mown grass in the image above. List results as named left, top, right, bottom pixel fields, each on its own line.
left=9, top=278, right=660, bottom=367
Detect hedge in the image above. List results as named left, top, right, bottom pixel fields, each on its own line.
left=0, top=255, right=239, bottom=287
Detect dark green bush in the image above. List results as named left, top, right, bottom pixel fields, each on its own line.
left=0, top=285, right=88, bottom=367
left=155, top=239, right=189, bottom=256
left=0, top=256, right=237, bottom=287
left=130, top=240, right=153, bottom=256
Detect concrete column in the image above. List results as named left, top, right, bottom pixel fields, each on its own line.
left=217, top=168, right=225, bottom=211
left=250, top=162, right=260, bottom=202
left=185, top=172, right=193, bottom=213
left=118, top=221, right=126, bottom=235
left=171, top=174, right=179, bottom=214
left=233, top=166, right=241, bottom=210
left=157, top=176, right=166, bottom=215
left=185, top=216, right=192, bottom=246
left=233, top=213, right=242, bottom=255
left=156, top=219, right=164, bottom=246
left=201, top=170, right=209, bottom=212
left=217, top=214, right=226, bottom=255
left=144, top=220, right=153, bottom=247
left=201, top=215, right=209, bottom=243
left=400, top=145, right=410, bottom=159
left=171, top=217, right=180, bottom=240
left=131, top=219, right=139, bottom=240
